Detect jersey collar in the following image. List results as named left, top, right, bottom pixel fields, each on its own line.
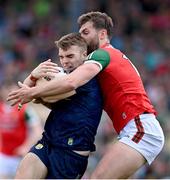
left=100, top=43, right=110, bottom=48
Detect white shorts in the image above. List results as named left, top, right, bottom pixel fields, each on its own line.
left=118, top=113, right=165, bottom=165
left=0, top=153, right=21, bottom=177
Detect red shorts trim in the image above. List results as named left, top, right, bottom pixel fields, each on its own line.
left=132, top=115, right=144, bottom=143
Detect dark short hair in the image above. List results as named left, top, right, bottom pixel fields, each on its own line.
left=55, top=32, right=87, bottom=51
left=78, top=11, right=114, bottom=40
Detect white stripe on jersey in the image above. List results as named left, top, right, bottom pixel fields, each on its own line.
left=84, top=60, right=103, bottom=71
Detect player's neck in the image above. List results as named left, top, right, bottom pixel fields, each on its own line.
left=99, top=38, right=110, bottom=48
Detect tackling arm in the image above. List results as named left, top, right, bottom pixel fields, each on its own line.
left=7, top=49, right=110, bottom=104
left=31, top=63, right=101, bottom=98
left=23, top=74, right=37, bottom=87
left=32, top=48, right=110, bottom=98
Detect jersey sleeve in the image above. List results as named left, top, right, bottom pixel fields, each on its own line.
left=85, top=49, right=110, bottom=70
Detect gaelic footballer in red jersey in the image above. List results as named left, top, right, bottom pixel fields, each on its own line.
left=86, top=44, right=156, bottom=133
left=78, top=11, right=164, bottom=179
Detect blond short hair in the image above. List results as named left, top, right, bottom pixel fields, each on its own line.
left=55, top=32, right=87, bottom=52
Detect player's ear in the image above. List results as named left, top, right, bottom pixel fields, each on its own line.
left=99, top=29, right=107, bottom=40
left=82, top=51, right=87, bottom=58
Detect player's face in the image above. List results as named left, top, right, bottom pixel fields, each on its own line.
left=59, top=45, right=86, bottom=73
left=79, top=21, right=100, bottom=54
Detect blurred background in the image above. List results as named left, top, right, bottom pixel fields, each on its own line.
left=0, top=0, right=170, bottom=178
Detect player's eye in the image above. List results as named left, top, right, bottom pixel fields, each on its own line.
left=81, top=30, right=89, bottom=35
left=67, top=55, right=74, bottom=58
left=59, top=56, right=63, bottom=59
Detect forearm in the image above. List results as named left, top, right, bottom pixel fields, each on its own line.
left=7, top=63, right=100, bottom=105
left=32, top=76, right=75, bottom=98
left=23, top=74, right=36, bottom=87
left=31, top=63, right=100, bottom=99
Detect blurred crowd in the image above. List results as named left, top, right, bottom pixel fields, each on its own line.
left=0, top=0, right=170, bottom=178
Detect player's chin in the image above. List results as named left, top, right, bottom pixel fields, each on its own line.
left=64, top=67, right=74, bottom=73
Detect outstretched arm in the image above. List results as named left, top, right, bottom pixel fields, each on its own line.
left=33, top=62, right=101, bottom=97
left=29, top=48, right=110, bottom=97
left=7, top=49, right=110, bottom=105
left=7, top=63, right=100, bottom=105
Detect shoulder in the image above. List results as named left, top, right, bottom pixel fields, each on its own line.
left=86, top=49, right=110, bottom=70
left=88, top=49, right=110, bottom=60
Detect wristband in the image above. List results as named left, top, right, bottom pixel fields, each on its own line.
left=30, top=74, right=38, bottom=82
